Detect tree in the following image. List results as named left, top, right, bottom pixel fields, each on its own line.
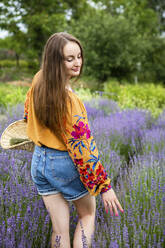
left=140, top=36, right=165, bottom=83
left=0, top=35, right=26, bottom=67
left=146, top=0, right=165, bottom=32
left=68, top=9, right=152, bottom=82
left=0, top=0, right=92, bottom=62
left=0, top=0, right=72, bottom=62
left=63, top=0, right=89, bottom=20
left=91, top=0, right=160, bottom=34
left=0, top=0, right=164, bottom=82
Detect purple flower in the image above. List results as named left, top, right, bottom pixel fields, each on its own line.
left=0, top=103, right=164, bottom=247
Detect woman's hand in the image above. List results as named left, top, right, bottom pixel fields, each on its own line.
left=101, top=188, right=124, bottom=216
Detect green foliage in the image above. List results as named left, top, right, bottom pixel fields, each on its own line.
left=75, top=75, right=102, bottom=92
left=0, top=33, right=26, bottom=56
left=104, top=80, right=121, bottom=101
left=0, top=0, right=89, bottom=61
left=0, top=79, right=165, bottom=119
left=140, top=37, right=165, bottom=83
left=104, top=81, right=165, bottom=116
left=0, top=0, right=164, bottom=82
left=118, top=83, right=165, bottom=116
left=0, top=66, right=36, bottom=82
left=68, top=8, right=160, bottom=82
left=93, top=0, right=160, bottom=33
left=147, top=0, right=165, bottom=32
left=0, top=84, right=29, bottom=108
left=0, top=83, right=95, bottom=108
left=0, top=1, right=67, bottom=62
left=24, top=12, right=68, bottom=61
left=74, top=87, right=96, bottom=102
left=68, top=1, right=164, bottom=83
left=0, top=60, right=28, bottom=68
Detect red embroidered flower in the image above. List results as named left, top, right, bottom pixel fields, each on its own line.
left=74, top=158, right=83, bottom=166
left=88, top=173, right=95, bottom=181
left=96, top=164, right=103, bottom=175
left=79, top=168, right=87, bottom=175
left=86, top=181, right=95, bottom=189
left=71, top=121, right=91, bottom=139
left=85, top=124, right=91, bottom=139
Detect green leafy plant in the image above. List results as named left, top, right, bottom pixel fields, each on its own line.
left=104, top=81, right=165, bottom=116
left=0, top=84, right=29, bottom=108
left=0, top=60, right=28, bottom=68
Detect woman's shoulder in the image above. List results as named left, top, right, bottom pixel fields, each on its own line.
left=31, top=70, right=42, bottom=86
left=68, top=90, right=83, bottom=105
left=67, top=90, right=86, bottom=115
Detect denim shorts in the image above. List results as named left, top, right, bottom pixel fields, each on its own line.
left=31, top=145, right=89, bottom=201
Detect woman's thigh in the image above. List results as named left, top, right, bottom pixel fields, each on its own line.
left=72, top=193, right=96, bottom=218
left=42, top=193, right=70, bottom=233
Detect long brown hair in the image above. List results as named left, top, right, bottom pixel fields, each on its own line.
left=33, top=32, right=84, bottom=144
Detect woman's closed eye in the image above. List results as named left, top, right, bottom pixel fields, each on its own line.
left=66, top=54, right=82, bottom=62
left=67, top=58, right=73, bottom=62
left=77, top=54, right=82, bottom=59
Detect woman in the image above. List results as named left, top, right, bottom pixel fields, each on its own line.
left=24, top=32, right=124, bottom=248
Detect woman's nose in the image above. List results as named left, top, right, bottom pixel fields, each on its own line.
left=74, top=58, right=81, bottom=66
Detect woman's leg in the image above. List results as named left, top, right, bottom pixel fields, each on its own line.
left=42, top=193, right=71, bottom=248
left=72, top=193, right=96, bottom=248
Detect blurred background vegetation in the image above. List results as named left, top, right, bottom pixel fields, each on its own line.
left=0, top=0, right=165, bottom=116
left=0, top=0, right=165, bottom=84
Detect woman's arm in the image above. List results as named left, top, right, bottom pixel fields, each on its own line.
left=62, top=94, right=111, bottom=196
left=63, top=94, right=124, bottom=215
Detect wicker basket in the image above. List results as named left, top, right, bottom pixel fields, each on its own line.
left=0, top=120, right=34, bottom=152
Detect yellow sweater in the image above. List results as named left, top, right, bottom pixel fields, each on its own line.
left=24, top=71, right=111, bottom=196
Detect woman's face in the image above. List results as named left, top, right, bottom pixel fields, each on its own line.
left=63, top=41, right=82, bottom=79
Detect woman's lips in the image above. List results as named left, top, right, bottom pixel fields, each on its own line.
left=72, top=68, right=80, bottom=72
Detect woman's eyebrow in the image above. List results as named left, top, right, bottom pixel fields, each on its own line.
left=66, top=55, right=74, bottom=58
left=66, top=53, right=81, bottom=58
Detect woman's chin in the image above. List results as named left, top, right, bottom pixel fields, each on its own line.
left=70, top=72, right=80, bottom=77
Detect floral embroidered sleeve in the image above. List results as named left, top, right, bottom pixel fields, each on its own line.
left=63, top=95, right=112, bottom=196
left=23, top=87, right=32, bottom=122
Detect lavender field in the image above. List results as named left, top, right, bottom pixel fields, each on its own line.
left=0, top=100, right=164, bottom=248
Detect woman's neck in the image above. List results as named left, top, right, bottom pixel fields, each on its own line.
left=66, top=83, right=72, bottom=92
